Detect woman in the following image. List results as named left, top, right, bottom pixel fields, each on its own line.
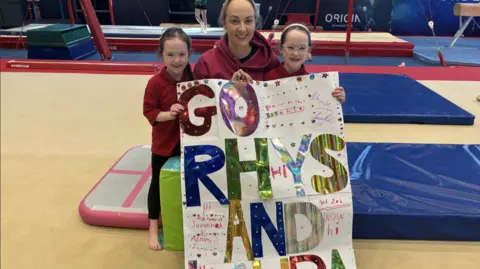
left=193, top=0, right=280, bottom=81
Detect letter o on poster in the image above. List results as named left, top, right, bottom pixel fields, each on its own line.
left=219, top=82, right=260, bottom=137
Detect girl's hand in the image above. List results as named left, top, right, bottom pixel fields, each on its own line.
left=232, top=69, right=253, bottom=84
left=332, top=87, right=345, bottom=104
left=170, top=103, right=185, bottom=118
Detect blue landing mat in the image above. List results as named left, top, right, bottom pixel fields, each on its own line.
left=401, top=37, right=480, bottom=49
left=402, top=37, right=480, bottom=67
left=414, top=47, right=480, bottom=67
left=340, top=73, right=475, bottom=125
left=348, top=142, right=480, bottom=241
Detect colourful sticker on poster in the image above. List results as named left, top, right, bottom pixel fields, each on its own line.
left=179, top=73, right=357, bottom=269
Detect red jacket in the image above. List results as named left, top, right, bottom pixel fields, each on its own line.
left=143, top=66, right=190, bottom=156
left=264, top=62, right=309, bottom=81
left=193, top=31, right=280, bottom=81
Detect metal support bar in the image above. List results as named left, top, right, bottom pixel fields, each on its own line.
left=67, top=0, right=75, bottom=24
left=449, top=16, right=473, bottom=47
left=344, top=0, right=354, bottom=64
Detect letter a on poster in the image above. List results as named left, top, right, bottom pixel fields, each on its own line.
left=178, top=73, right=357, bottom=269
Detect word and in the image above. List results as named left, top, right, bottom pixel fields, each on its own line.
left=189, top=201, right=329, bottom=261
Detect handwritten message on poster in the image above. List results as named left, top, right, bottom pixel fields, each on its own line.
left=177, top=73, right=357, bottom=269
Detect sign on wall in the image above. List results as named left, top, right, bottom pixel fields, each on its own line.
left=177, top=73, right=357, bottom=269
left=317, top=0, right=393, bottom=32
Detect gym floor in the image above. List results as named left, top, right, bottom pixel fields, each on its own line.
left=1, top=62, right=480, bottom=269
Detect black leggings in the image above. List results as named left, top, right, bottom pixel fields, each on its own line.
left=147, top=148, right=179, bottom=219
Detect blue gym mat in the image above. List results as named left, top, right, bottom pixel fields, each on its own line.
left=414, top=47, right=480, bottom=67
left=340, top=73, right=476, bottom=125
left=348, top=142, right=480, bottom=241
left=402, top=36, right=480, bottom=67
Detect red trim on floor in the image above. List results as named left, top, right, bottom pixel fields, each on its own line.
left=2, top=58, right=479, bottom=81
left=1, top=59, right=159, bottom=75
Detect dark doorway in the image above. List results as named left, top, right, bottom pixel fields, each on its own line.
left=168, top=0, right=196, bottom=24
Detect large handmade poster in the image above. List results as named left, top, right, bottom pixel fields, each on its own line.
left=177, top=73, right=356, bottom=269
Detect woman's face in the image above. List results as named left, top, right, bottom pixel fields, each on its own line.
left=223, top=0, right=256, bottom=47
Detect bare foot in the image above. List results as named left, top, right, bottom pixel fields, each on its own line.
left=148, top=220, right=162, bottom=251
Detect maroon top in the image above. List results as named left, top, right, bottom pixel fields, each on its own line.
left=194, top=31, right=280, bottom=81
left=264, top=62, right=309, bottom=81
left=143, top=66, right=189, bottom=156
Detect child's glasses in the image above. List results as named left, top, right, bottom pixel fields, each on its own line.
left=283, top=45, right=309, bottom=53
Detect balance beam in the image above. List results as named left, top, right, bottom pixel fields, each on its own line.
left=454, top=3, right=480, bottom=17
left=450, top=3, right=480, bottom=47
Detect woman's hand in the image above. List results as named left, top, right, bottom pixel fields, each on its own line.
left=170, top=103, right=185, bottom=118
left=332, top=87, right=345, bottom=104
left=231, top=69, right=253, bottom=84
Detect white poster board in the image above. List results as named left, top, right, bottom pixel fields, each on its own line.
left=177, top=73, right=356, bottom=269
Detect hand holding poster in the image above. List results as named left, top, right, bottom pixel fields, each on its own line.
left=177, top=73, right=357, bottom=269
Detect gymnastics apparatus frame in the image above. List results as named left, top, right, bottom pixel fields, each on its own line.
left=68, top=0, right=355, bottom=62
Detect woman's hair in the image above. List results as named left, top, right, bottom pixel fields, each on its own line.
left=157, top=27, right=194, bottom=80
left=218, top=0, right=262, bottom=29
left=280, top=23, right=312, bottom=47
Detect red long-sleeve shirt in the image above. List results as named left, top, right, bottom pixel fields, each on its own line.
left=264, top=62, right=309, bottom=81
left=143, top=66, right=189, bottom=156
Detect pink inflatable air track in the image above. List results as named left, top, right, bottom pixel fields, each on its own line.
left=79, top=145, right=154, bottom=229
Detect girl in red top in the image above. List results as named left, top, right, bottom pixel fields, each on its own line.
left=264, top=23, right=346, bottom=103
left=194, top=0, right=280, bottom=81
left=143, top=27, right=193, bottom=251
